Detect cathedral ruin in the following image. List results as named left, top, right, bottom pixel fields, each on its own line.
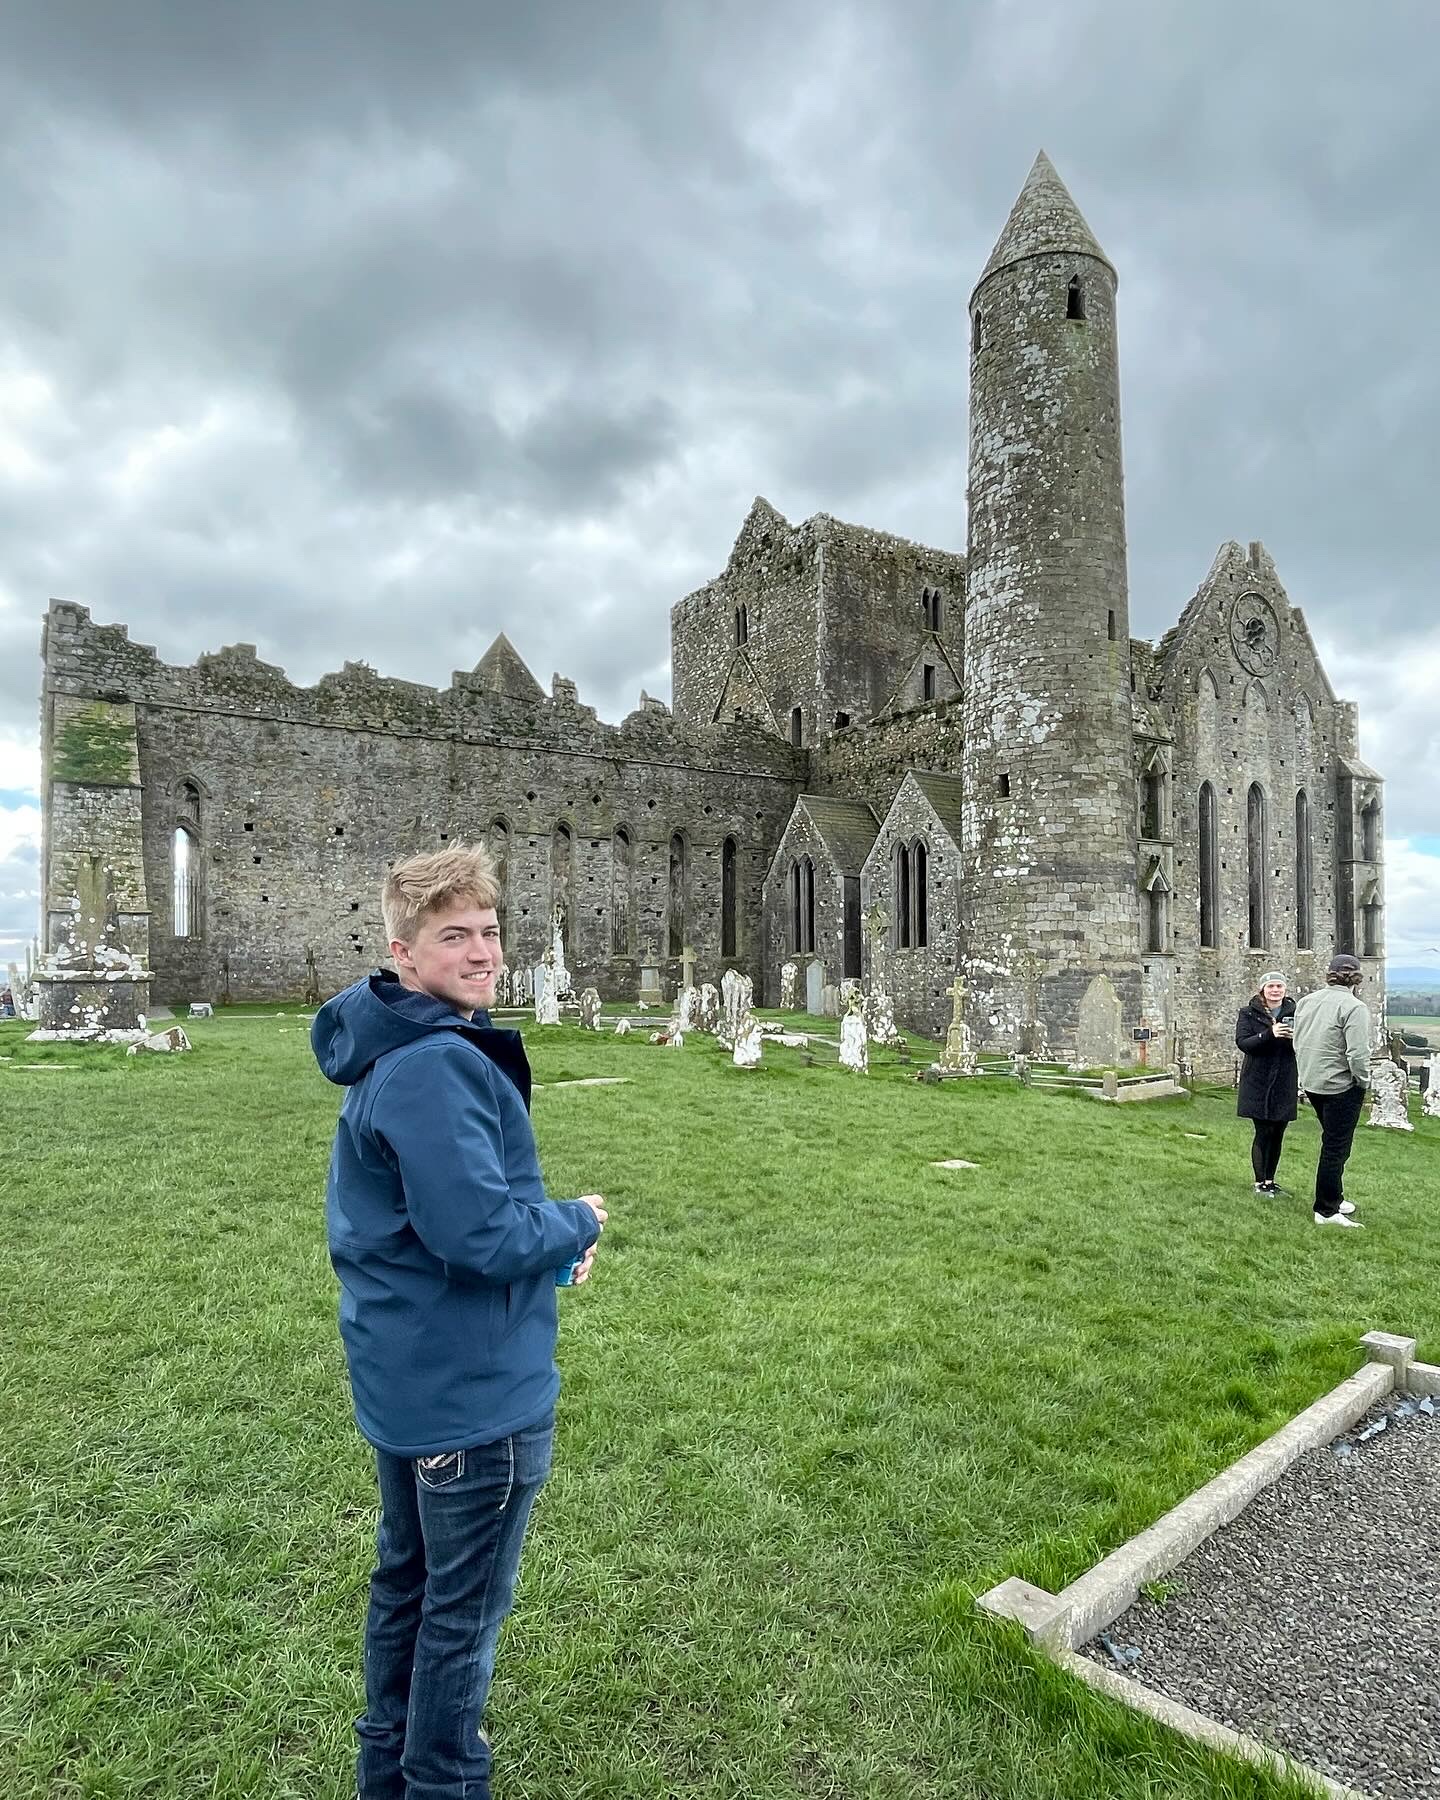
left=35, top=153, right=1385, bottom=1074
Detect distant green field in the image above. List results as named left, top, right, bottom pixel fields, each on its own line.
left=1389, top=1015, right=1438, bottom=1043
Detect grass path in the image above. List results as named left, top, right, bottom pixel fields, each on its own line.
left=1, top=1011, right=1434, bottom=1798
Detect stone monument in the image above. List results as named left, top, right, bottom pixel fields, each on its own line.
left=733, top=1009, right=763, bottom=1069
left=1425, top=1053, right=1440, bottom=1120
left=839, top=989, right=869, bottom=1074
left=1367, top=1056, right=1413, bottom=1131
left=932, top=976, right=977, bottom=1076
left=779, top=960, right=798, bottom=1010
left=579, top=987, right=602, bottom=1030
left=32, top=852, right=151, bottom=1039
left=535, top=950, right=561, bottom=1026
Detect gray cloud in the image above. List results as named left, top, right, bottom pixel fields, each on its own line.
left=0, top=0, right=1436, bottom=895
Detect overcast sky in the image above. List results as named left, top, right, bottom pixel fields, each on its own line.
left=2, top=0, right=1437, bottom=975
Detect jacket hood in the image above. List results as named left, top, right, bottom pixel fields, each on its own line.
left=312, top=970, right=485, bottom=1086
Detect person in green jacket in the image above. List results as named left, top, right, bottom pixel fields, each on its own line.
left=1291, top=953, right=1371, bottom=1228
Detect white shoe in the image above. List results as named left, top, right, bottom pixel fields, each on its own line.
left=1339, top=1200, right=1356, bottom=1216
left=1314, top=1210, right=1363, bottom=1229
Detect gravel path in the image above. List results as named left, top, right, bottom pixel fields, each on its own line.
left=1080, top=1395, right=1440, bottom=1800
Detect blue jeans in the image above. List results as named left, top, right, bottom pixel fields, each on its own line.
left=357, top=1422, right=554, bottom=1800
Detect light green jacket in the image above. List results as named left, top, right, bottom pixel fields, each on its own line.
left=1292, top=985, right=1372, bottom=1095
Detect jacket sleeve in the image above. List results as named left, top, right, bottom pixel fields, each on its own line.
left=1343, top=999, right=1372, bottom=1088
left=371, top=1047, right=600, bottom=1283
left=1235, top=1009, right=1272, bottom=1056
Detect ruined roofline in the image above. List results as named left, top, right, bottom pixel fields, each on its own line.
left=671, top=501, right=965, bottom=618
left=42, top=597, right=769, bottom=748
left=42, top=597, right=598, bottom=715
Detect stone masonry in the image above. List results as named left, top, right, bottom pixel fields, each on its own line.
left=36, top=153, right=1384, bottom=1072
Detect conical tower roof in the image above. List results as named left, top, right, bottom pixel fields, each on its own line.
left=973, top=151, right=1114, bottom=294
left=471, top=632, right=545, bottom=702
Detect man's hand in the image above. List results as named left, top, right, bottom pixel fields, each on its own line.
left=569, top=1195, right=607, bottom=1285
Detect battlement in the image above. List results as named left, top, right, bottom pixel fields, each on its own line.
left=42, top=598, right=798, bottom=775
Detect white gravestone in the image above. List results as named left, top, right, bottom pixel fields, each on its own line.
left=839, top=994, right=869, bottom=1074
left=733, top=1011, right=763, bottom=1069
left=864, top=989, right=904, bottom=1048
left=805, top=959, right=824, bottom=1015
left=579, top=987, right=602, bottom=1031
left=720, top=970, right=750, bottom=1044
left=188, top=1002, right=214, bottom=1018
left=779, top=961, right=798, bottom=1010
left=697, top=982, right=720, bottom=1033
left=127, top=1025, right=192, bottom=1055
left=614, top=1017, right=632, bottom=1035
left=535, top=953, right=561, bottom=1027
left=674, top=985, right=697, bottom=1035
left=1367, top=1057, right=1413, bottom=1131
left=549, top=904, right=573, bottom=1000
left=1425, top=1053, right=1440, bottom=1120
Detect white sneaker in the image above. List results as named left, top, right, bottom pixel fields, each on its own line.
left=1314, top=1210, right=1363, bottom=1228
left=1339, top=1200, right=1356, bottom=1216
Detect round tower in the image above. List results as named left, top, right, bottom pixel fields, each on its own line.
left=960, top=152, right=1141, bottom=1061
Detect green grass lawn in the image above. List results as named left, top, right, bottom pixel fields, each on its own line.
left=2, top=1010, right=1435, bottom=1800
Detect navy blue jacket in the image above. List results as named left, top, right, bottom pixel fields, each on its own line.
left=312, top=971, right=600, bottom=1457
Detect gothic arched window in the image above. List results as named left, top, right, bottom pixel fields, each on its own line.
left=488, top=817, right=510, bottom=939
left=172, top=825, right=199, bottom=939
left=895, top=841, right=911, bottom=949
left=667, top=832, right=688, bottom=957
left=912, top=839, right=929, bottom=948
left=800, top=855, right=816, bottom=955
left=1198, top=781, right=1219, bottom=949
left=1247, top=784, right=1268, bottom=950
left=609, top=826, right=632, bottom=956
left=1295, top=791, right=1313, bottom=952
left=721, top=836, right=738, bottom=959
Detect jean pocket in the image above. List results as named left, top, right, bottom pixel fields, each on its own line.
left=415, top=1450, right=465, bottom=1490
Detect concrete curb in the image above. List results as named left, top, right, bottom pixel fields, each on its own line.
left=977, top=1331, right=1428, bottom=1800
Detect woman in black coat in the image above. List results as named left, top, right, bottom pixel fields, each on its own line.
left=1236, top=972, right=1298, bottom=1195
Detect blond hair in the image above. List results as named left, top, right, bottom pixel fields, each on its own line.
left=382, top=843, right=500, bottom=946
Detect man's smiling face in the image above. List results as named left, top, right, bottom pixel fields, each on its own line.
left=391, top=902, right=503, bottom=1014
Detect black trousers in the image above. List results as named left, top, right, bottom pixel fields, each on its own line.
left=1306, top=1084, right=1366, bottom=1217
left=1250, top=1119, right=1289, bottom=1185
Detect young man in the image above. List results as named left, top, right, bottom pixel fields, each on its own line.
left=1292, top=952, right=1371, bottom=1229
left=312, top=844, right=605, bottom=1799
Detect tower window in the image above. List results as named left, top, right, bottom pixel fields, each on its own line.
left=922, top=664, right=936, bottom=701
left=1066, top=275, right=1086, bottom=321
left=1107, top=609, right=1117, bottom=642
left=997, top=772, right=1011, bottom=799
left=971, top=309, right=984, bottom=354
left=790, top=707, right=803, bottom=746
left=834, top=711, right=850, bottom=731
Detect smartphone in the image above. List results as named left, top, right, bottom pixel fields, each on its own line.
left=554, top=1259, right=585, bottom=1287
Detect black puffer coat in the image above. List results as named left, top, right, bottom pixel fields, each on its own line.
left=1235, top=994, right=1298, bottom=1121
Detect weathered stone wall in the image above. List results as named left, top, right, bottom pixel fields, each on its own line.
left=670, top=498, right=965, bottom=747
left=861, top=778, right=963, bottom=1037
left=961, top=235, right=1141, bottom=1058
left=44, top=602, right=803, bottom=1005
left=760, top=807, right=848, bottom=1007
left=812, top=520, right=965, bottom=728
left=1154, top=543, right=1382, bottom=1076
left=809, top=702, right=964, bottom=822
